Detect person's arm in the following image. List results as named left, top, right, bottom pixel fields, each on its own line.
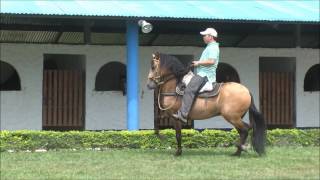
left=192, top=59, right=215, bottom=66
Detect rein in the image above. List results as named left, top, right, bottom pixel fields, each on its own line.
left=152, top=73, right=176, bottom=86
left=156, top=74, right=179, bottom=111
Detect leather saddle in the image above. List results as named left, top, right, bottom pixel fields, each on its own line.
left=176, top=82, right=223, bottom=98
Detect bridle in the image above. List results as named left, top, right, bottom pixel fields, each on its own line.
left=152, top=73, right=176, bottom=86
left=151, top=59, right=178, bottom=111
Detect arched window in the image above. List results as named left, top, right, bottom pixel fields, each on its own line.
left=0, top=60, right=21, bottom=91
left=216, top=63, right=240, bottom=83
left=304, top=64, right=320, bottom=92
left=95, top=62, right=126, bottom=95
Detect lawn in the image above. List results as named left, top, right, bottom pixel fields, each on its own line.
left=1, top=147, right=319, bottom=180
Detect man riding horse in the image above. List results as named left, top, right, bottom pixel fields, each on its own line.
left=173, top=27, right=220, bottom=123
left=147, top=28, right=266, bottom=156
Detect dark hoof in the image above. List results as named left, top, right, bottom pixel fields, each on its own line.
left=231, top=149, right=242, bottom=156
left=174, top=149, right=182, bottom=156
left=231, top=144, right=247, bottom=156
left=231, top=152, right=241, bottom=156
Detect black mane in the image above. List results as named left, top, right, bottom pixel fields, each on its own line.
left=159, top=53, right=190, bottom=81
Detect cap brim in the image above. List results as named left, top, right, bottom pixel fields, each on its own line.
left=200, top=31, right=207, bottom=35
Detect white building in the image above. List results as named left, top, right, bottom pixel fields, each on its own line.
left=1, top=1, right=319, bottom=130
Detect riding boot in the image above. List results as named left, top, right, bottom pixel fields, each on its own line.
left=173, top=75, right=207, bottom=123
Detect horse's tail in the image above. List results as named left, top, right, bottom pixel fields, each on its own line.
left=249, top=93, right=266, bottom=155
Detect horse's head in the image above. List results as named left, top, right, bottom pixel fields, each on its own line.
left=147, top=52, right=166, bottom=89
left=147, top=52, right=189, bottom=90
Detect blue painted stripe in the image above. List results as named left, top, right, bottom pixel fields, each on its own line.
left=126, top=20, right=139, bottom=131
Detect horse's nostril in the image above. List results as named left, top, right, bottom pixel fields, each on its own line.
left=147, top=80, right=156, bottom=90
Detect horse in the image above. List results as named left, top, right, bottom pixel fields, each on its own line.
left=147, top=52, right=266, bottom=156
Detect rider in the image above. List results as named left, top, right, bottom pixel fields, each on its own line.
left=173, top=27, right=220, bottom=123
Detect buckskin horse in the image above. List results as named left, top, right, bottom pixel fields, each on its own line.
left=147, top=52, right=266, bottom=156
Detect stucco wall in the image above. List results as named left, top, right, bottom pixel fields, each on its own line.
left=0, top=45, right=43, bottom=130
left=0, top=43, right=319, bottom=130
left=295, top=49, right=320, bottom=127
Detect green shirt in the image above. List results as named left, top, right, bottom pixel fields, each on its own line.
left=195, top=41, right=219, bottom=83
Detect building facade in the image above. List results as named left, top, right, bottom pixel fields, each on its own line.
left=1, top=43, right=319, bottom=130
left=1, top=0, right=319, bottom=130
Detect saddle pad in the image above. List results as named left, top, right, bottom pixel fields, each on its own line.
left=198, top=83, right=223, bottom=98
left=175, top=82, right=223, bottom=98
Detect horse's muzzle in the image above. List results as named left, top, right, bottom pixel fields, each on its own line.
left=147, top=80, right=157, bottom=90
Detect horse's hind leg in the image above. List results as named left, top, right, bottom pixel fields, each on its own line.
left=229, top=118, right=250, bottom=156
left=174, top=119, right=182, bottom=156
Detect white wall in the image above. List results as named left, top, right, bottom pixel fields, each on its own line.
left=295, top=49, right=320, bottom=127
left=0, top=45, right=43, bottom=130
left=0, top=43, right=319, bottom=130
left=0, top=44, right=128, bottom=130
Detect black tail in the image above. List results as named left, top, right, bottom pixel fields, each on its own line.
left=249, top=93, right=266, bottom=155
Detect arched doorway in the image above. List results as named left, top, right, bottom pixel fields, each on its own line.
left=95, top=62, right=126, bottom=95
left=304, top=64, right=320, bottom=92
left=216, top=63, right=240, bottom=83
left=0, top=60, right=21, bottom=91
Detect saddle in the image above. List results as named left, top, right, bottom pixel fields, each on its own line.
left=176, top=82, right=223, bottom=98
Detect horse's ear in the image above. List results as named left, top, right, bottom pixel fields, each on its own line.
left=152, top=53, right=160, bottom=63
left=154, top=52, right=160, bottom=60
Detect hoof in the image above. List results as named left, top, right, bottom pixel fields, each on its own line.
left=231, top=151, right=241, bottom=156
left=240, top=145, right=248, bottom=152
left=174, top=149, right=182, bottom=156
left=232, top=148, right=242, bottom=156
left=231, top=144, right=247, bottom=156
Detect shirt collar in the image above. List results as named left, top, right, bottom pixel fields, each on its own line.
left=207, top=41, right=218, bottom=46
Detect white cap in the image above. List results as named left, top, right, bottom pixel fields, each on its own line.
left=200, top=28, right=218, bottom=37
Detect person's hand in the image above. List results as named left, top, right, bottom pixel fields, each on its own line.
left=192, top=61, right=200, bottom=67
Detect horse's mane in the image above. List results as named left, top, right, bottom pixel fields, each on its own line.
left=158, top=53, right=190, bottom=81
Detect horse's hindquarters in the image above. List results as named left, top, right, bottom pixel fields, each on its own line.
left=188, top=82, right=251, bottom=120
left=219, top=83, right=251, bottom=120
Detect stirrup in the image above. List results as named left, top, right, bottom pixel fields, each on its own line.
left=172, top=112, right=187, bottom=123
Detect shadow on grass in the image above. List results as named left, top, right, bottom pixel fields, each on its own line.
left=148, top=148, right=263, bottom=158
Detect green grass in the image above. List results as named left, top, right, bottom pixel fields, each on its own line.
left=1, top=147, right=319, bottom=180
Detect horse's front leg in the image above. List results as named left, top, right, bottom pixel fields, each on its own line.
left=174, top=119, right=182, bottom=156
left=154, top=129, right=165, bottom=141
